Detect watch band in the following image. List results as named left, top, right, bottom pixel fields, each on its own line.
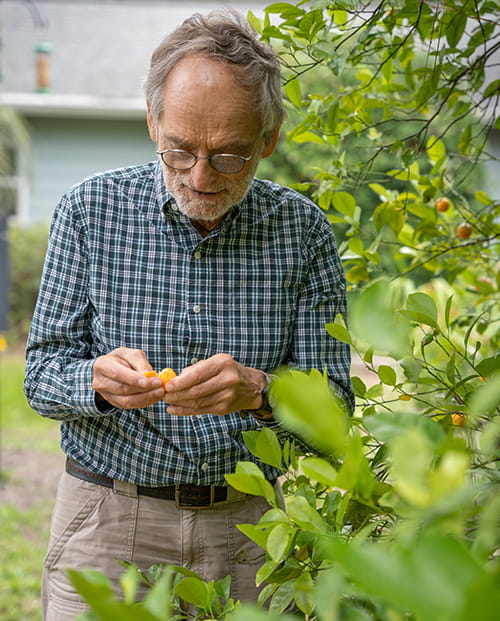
left=241, top=372, right=276, bottom=422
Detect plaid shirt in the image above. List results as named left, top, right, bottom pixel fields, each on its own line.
left=25, top=161, right=353, bottom=485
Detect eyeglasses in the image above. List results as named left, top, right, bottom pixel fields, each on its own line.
left=157, top=149, right=253, bottom=174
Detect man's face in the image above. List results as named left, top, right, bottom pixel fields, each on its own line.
left=148, top=56, right=277, bottom=226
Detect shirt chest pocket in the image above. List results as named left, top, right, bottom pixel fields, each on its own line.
left=213, top=272, right=301, bottom=367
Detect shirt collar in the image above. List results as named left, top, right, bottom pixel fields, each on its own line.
left=152, top=160, right=275, bottom=236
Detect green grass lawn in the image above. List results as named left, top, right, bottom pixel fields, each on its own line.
left=0, top=347, right=60, bottom=621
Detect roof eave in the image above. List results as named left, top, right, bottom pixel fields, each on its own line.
left=0, top=92, right=147, bottom=120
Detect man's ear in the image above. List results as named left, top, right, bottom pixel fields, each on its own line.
left=261, top=127, right=280, bottom=158
left=146, top=103, right=157, bottom=143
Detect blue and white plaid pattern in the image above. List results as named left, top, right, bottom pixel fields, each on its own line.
left=25, top=161, right=353, bottom=485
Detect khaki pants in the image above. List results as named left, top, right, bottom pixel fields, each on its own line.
left=43, top=472, right=272, bottom=621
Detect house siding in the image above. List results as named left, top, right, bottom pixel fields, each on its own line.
left=26, top=117, right=155, bottom=222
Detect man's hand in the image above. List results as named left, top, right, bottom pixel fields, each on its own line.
left=92, top=347, right=165, bottom=410
left=164, top=353, right=266, bottom=416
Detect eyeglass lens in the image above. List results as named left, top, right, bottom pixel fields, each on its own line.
left=161, top=150, right=248, bottom=174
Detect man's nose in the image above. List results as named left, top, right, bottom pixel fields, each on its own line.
left=190, top=157, right=220, bottom=189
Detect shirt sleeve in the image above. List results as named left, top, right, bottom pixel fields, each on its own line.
left=24, top=189, right=110, bottom=420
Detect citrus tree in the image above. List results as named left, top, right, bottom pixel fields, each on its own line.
left=70, top=1, right=499, bottom=619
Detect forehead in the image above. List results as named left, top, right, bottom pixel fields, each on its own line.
left=159, top=56, right=262, bottom=147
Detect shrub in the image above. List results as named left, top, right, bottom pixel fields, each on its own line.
left=7, top=223, right=48, bottom=344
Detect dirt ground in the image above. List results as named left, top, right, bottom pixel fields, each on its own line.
left=0, top=442, right=64, bottom=510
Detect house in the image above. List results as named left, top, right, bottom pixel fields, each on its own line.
left=0, top=0, right=269, bottom=224
left=1, top=1, right=499, bottom=225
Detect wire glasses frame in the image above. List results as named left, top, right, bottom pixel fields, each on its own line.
left=157, top=149, right=253, bottom=174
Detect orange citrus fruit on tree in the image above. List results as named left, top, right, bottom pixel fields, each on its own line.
left=451, top=413, right=466, bottom=427
left=436, top=197, right=450, bottom=212
left=456, top=223, right=472, bottom=238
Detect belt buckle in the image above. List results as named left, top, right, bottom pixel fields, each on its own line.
left=175, top=484, right=215, bottom=509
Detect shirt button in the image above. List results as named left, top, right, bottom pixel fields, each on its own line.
left=194, top=250, right=202, bottom=260
left=192, top=304, right=201, bottom=314
left=201, top=462, right=209, bottom=472
left=190, top=357, right=199, bottom=365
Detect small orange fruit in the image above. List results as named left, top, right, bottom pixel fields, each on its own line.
left=158, top=368, right=177, bottom=385
left=436, top=197, right=450, bottom=212
left=143, top=367, right=177, bottom=387
left=456, top=223, right=472, bottom=238
left=451, top=413, right=466, bottom=427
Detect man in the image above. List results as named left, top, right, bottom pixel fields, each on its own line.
left=25, top=9, right=353, bottom=620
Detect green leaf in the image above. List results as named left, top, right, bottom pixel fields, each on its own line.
left=301, top=456, right=337, bottom=485
left=242, top=428, right=283, bottom=469
left=322, top=533, right=488, bottom=621
left=475, top=190, right=493, bottom=205
left=445, top=294, right=453, bottom=329
left=235, top=460, right=265, bottom=477
left=365, top=383, right=383, bottom=399
left=348, top=237, right=364, bottom=256
left=256, top=559, right=279, bottom=586
left=459, top=124, right=472, bottom=155
left=484, top=78, right=500, bottom=98
left=333, top=8, right=348, bottom=25
left=426, top=136, right=446, bottom=163
left=119, top=564, right=140, bottom=605
left=332, top=191, right=356, bottom=217
left=175, top=576, right=209, bottom=609
left=293, top=572, right=315, bottom=615
left=287, top=495, right=326, bottom=532
left=350, top=280, right=411, bottom=358
left=325, top=313, right=352, bottom=344
left=476, top=355, right=500, bottom=378
left=325, top=321, right=352, bottom=344
left=270, top=580, right=296, bottom=614
left=142, top=570, right=172, bottom=621
left=266, top=2, right=305, bottom=16
left=403, top=292, right=438, bottom=329
left=68, top=570, right=158, bottom=621
left=471, top=494, right=500, bottom=560
left=351, top=375, right=367, bottom=397
left=258, top=507, right=290, bottom=526
left=468, top=370, right=500, bottom=420
left=290, top=130, right=326, bottom=145
left=285, top=78, right=302, bottom=107
left=237, top=523, right=268, bottom=549
left=225, top=472, right=277, bottom=506
left=267, top=523, right=294, bottom=562
left=377, top=364, right=397, bottom=386
left=246, top=10, right=262, bottom=34
left=334, top=435, right=375, bottom=500
left=445, top=10, right=467, bottom=47
left=229, top=604, right=296, bottom=621
left=271, top=369, right=350, bottom=456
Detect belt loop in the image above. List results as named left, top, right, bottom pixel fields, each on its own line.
left=113, top=479, right=138, bottom=497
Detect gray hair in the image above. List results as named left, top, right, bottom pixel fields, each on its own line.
left=143, top=9, right=286, bottom=142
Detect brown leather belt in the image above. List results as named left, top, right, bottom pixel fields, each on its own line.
left=66, top=457, right=228, bottom=509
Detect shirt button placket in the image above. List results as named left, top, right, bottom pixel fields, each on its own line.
left=188, top=246, right=204, bottom=366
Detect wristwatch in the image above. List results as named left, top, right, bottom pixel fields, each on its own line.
left=241, top=372, right=277, bottom=422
